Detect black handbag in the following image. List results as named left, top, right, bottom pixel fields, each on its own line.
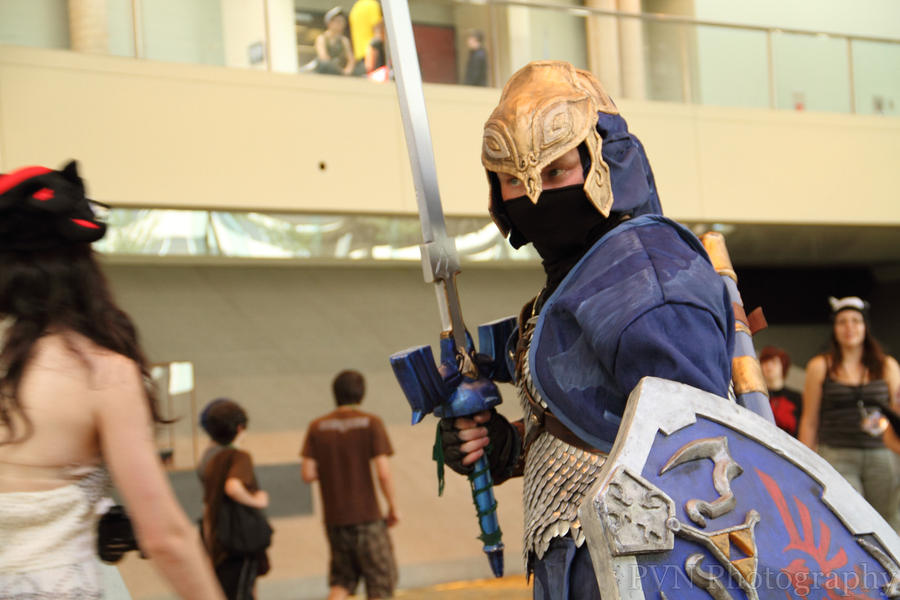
left=216, top=498, right=273, bottom=555
left=212, top=449, right=273, bottom=555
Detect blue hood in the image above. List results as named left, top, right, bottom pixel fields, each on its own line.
left=596, top=112, right=663, bottom=218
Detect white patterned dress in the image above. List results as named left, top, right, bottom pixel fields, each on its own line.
left=0, top=466, right=110, bottom=599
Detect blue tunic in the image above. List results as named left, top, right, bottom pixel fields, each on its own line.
left=528, top=214, right=735, bottom=452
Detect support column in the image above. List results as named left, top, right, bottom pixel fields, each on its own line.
left=67, top=0, right=108, bottom=54
left=585, top=0, right=621, bottom=97
left=618, top=0, right=646, bottom=100
left=221, top=0, right=267, bottom=69
left=266, top=0, right=299, bottom=73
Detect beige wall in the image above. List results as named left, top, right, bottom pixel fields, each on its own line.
left=2, top=45, right=899, bottom=224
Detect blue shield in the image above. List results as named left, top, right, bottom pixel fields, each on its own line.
left=580, top=377, right=900, bottom=600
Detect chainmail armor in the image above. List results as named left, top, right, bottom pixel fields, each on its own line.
left=517, top=312, right=606, bottom=561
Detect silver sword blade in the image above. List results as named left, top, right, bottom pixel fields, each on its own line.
left=381, top=0, right=469, bottom=356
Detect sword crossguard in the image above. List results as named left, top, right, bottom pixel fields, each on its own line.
left=390, top=317, right=516, bottom=424
left=389, top=318, right=516, bottom=579
left=421, top=240, right=460, bottom=284
left=438, top=330, right=476, bottom=386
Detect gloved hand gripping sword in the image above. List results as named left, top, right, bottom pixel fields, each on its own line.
left=381, top=0, right=511, bottom=578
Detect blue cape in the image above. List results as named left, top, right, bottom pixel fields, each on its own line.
left=528, top=215, right=734, bottom=452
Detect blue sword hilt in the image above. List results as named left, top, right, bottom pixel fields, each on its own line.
left=390, top=316, right=516, bottom=577
left=469, top=454, right=504, bottom=577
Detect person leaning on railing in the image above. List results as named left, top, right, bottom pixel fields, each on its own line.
left=308, top=7, right=356, bottom=76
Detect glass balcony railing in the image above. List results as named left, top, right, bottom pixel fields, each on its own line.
left=93, top=208, right=539, bottom=263
left=1, top=0, right=897, bottom=116
left=93, top=209, right=900, bottom=269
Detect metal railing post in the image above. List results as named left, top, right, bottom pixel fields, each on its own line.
left=263, top=0, right=273, bottom=72
left=489, top=0, right=503, bottom=87
left=766, top=29, right=776, bottom=109
left=847, top=37, right=857, bottom=114
left=131, top=0, right=143, bottom=59
left=679, top=23, right=692, bottom=104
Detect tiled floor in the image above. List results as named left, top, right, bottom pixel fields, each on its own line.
left=396, top=576, right=532, bottom=599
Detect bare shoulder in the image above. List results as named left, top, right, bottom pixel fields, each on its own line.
left=806, top=354, right=826, bottom=369
left=805, top=355, right=827, bottom=378
left=885, top=355, right=900, bottom=377
left=63, top=332, right=142, bottom=390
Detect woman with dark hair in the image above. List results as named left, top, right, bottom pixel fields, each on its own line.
left=0, top=162, right=224, bottom=598
left=798, top=296, right=900, bottom=529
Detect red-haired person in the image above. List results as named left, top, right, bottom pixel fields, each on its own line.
left=760, top=346, right=802, bottom=436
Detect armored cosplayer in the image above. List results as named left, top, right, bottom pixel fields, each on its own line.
left=389, top=57, right=900, bottom=600
left=442, top=60, right=736, bottom=596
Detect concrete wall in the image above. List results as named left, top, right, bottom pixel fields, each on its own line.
left=2, top=45, right=900, bottom=226
left=103, top=262, right=543, bottom=437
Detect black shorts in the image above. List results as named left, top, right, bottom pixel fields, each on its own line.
left=326, top=520, right=397, bottom=598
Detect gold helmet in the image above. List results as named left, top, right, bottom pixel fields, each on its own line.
left=482, top=61, right=618, bottom=238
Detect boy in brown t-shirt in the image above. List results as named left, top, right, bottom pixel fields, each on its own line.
left=200, top=399, right=270, bottom=599
left=301, top=370, right=399, bottom=599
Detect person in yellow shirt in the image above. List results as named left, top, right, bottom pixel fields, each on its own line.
left=349, top=0, right=382, bottom=75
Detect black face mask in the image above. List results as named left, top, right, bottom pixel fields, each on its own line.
left=504, top=184, right=610, bottom=260
left=503, top=184, right=616, bottom=294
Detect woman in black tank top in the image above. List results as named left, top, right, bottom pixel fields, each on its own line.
left=798, top=296, right=900, bottom=530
